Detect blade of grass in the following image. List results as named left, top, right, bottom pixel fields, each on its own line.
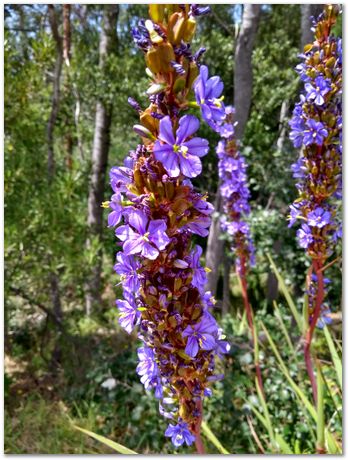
left=260, top=321, right=340, bottom=453
left=260, top=320, right=316, bottom=420
left=73, top=425, right=138, bottom=454
left=201, top=421, right=230, bottom=454
left=266, top=253, right=302, bottom=332
left=316, top=361, right=325, bottom=453
left=275, top=434, right=294, bottom=454
left=273, top=301, right=296, bottom=357
left=323, top=325, right=342, bottom=390
left=255, top=378, right=275, bottom=448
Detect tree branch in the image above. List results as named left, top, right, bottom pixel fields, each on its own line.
left=210, top=8, right=234, bottom=37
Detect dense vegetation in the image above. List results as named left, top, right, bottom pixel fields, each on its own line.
left=4, top=4, right=342, bottom=454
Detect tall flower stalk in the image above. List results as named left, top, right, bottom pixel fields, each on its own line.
left=106, top=5, right=229, bottom=452
left=192, top=64, right=262, bottom=394
left=289, top=5, right=342, bottom=403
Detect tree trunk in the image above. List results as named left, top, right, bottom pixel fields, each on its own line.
left=63, top=4, right=71, bottom=63
left=62, top=4, right=73, bottom=169
left=300, top=5, right=323, bottom=50
left=47, top=5, right=63, bottom=182
left=205, top=4, right=261, bottom=299
left=234, top=4, right=261, bottom=140
left=85, top=5, right=119, bottom=316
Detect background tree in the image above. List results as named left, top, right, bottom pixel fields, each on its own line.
left=85, top=5, right=119, bottom=315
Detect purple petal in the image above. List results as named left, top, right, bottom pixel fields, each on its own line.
left=185, top=336, right=199, bottom=357
left=115, top=225, right=136, bottom=242
left=155, top=147, right=180, bottom=177
left=183, top=137, right=209, bottom=157
left=158, top=116, right=175, bottom=145
left=123, top=237, right=145, bottom=255
left=148, top=220, right=170, bottom=250
left=179, top=154, right=202, bottom=178
left=108, top=210, right=122, bottom=227
left=176, top=115, right=200, bottom=144
left=129, top=210, right=148, bottom=235
left=141, top=242, right=159, bottom=260
left=200, top=333, right=216, bottom=350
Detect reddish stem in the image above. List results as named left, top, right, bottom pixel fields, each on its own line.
left=304, top=259, right=325, bottom=405
left=194, top=399, right=205, bottom=454
left=238, top=256, right=265, bottom=397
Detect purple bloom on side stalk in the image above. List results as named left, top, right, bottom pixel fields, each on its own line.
left=154, top=115, right=209, bottom=178
left=182, top=314, right=217, bottom=358
left=165, top=422, right=195, bottom=447
left=115, top=210, right=170, bottom=260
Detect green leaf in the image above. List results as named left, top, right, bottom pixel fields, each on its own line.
left=260, top=320, right=316, bottom=420
left=316, top=361, right=325, bottom=452
left=275, top=434, right=294, bottom=454
left=266, top=253, right=303, bottom=332
left=260, top=321, right=341, bottom=454
left=73, top=425, right=138, bottom=454
left=201, top=421, right=230, bottom=454
left=273, top=301, right=296, bottom=357
left=255, top=379, right=275, bottom=448
left=323, top=326, right=342, bottom=390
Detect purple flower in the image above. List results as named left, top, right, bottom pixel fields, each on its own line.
left=110, top=166, right=133, bottom=193
left=194, top=65, right=225, bottom=125
left=317, top=306, right=333, bottom=328
left=116, top=293, right=140, bottom=334
left=307, top=207, right=331, bottom=228
left=107, top=193, right=123, bottom=227
left=136, top=346, right=163, bottom=398
left=115, top=211, right=170, bottom=260
left=289, top=116, right=305, bottom=148
left=305, top=76, right=331, bottom=106
left=297, top=223, right=314, bottom=248
left=186, top=245, right=207, bottom=291
left=182, top=314, right=217, bottom=358
left=303, top=119, right=328, bottom=146
left=154, top=115, right=209, bottom=178
left=113, top=252, right=140, bottom=292
left=288, top=204, right=301, bottom=227
left=165, top=422, right=195, bottom=447
left=219, top=123, right=234, bottom=139
left=181, top=215, right=211, bottom=237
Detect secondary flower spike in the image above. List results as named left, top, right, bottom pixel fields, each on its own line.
left=288, top=5, right=342, bottom=403
left=107, top=4, right=229, bottom=452
left=288, top=5, right=342, bottom=331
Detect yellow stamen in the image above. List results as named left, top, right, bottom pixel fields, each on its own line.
left=101, top=201, right=110, bottom=208
left=204, top=267, right=212, bottom=273
left=143, top=232, right=150, bottom=242
left=180, top=145, right=189, bottom=158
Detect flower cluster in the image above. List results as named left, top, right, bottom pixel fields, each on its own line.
left=107, top=5, right=229, bottom=449
left=193, top=64, right=255, bottom=272
left=288, top=5, right=342, bottom=326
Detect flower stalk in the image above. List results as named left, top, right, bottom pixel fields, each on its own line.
left=107, top=4, right=229, bottom=451
left=288, top=5, right=342, bottom=403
